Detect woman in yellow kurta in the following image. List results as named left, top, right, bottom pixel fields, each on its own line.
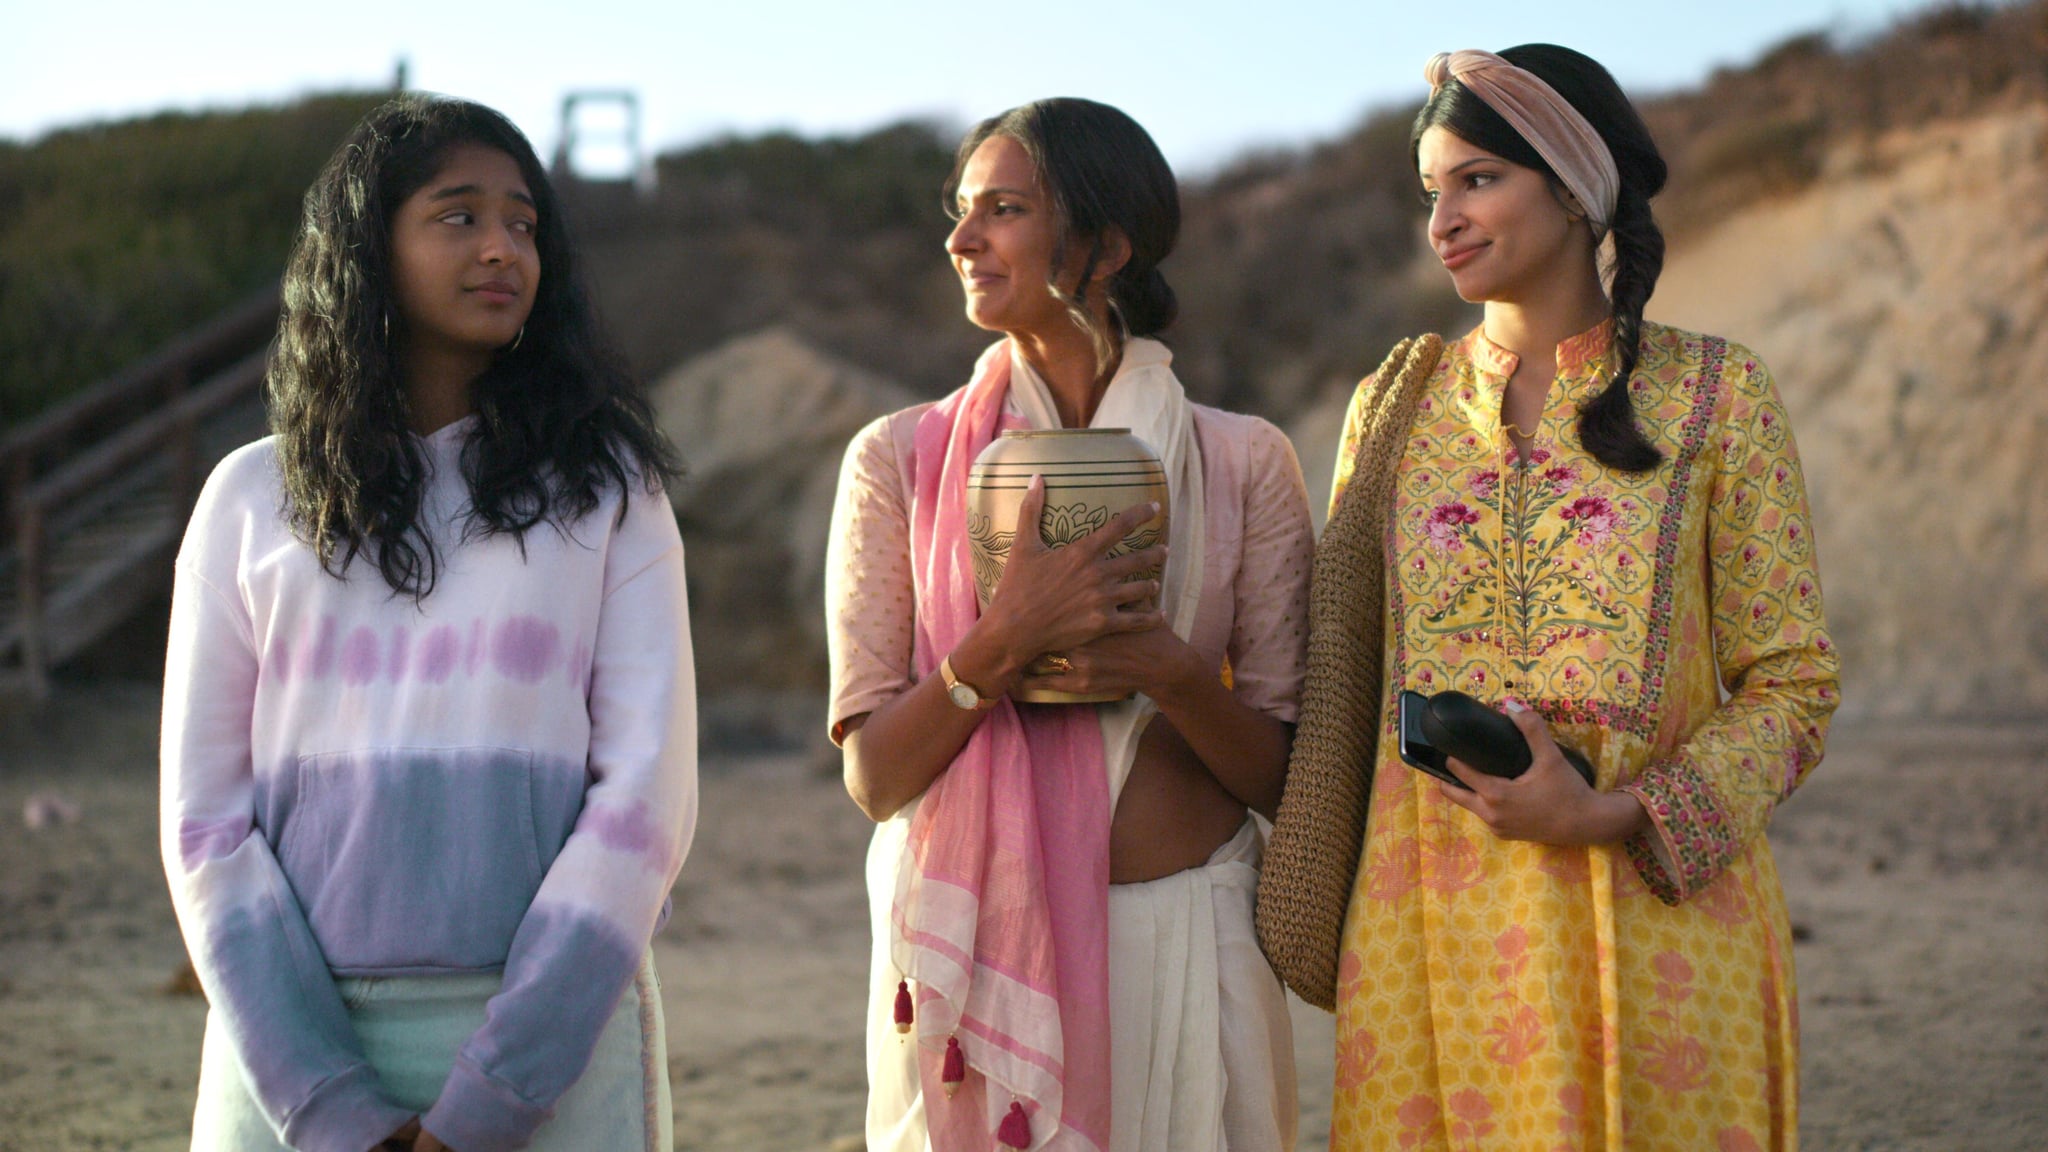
left=1321, top=46, right=1839, bottom=1150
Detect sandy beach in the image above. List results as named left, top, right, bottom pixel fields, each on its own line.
left=1, top=683, right=2043, bottom=1151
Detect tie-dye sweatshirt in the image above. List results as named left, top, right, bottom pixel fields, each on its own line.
left=160, top=417, right=697, bottom=1152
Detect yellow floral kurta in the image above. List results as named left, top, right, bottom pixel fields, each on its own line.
left=1329, top=321, right=1839, bottom=1151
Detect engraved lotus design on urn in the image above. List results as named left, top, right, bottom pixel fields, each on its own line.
left=966, top=428, right=1170, bottom=704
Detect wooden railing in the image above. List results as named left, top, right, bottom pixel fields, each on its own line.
left=0, top=286, right=279, bottom=698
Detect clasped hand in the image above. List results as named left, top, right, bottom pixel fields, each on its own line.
left=377, top=1120, right=449, bottom=1152
left=977, top=476, right=1187, bottom=699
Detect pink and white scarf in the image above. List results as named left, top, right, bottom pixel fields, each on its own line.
left=894, top=336, right=1203, bottom=1150
left=896, top=341, right=1114, bottom=1151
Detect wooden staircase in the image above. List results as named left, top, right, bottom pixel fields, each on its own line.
left=0, top=288, right=279, bottom=698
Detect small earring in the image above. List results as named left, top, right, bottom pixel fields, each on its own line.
left=382, top=312, right=390, bottom=342
left=508, top=324, right=525, bottom=352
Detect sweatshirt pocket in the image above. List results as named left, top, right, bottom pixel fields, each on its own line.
left=276, top=746, right=550, bottom=973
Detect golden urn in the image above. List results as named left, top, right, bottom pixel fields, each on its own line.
left=966, top=428, right=1170, bottom=704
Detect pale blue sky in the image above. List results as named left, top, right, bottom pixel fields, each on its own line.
left=6, top=0, right=1932, bottom=173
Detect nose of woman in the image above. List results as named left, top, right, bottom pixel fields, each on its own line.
left=1429, top=193, right=1465, bottom=247
left=947, top=211, right=983, bottom=259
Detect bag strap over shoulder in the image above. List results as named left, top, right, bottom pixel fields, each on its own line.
left=1255, top=333, right=1443, bottom=1012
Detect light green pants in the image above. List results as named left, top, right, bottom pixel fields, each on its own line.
left=190, top=952, right=673, bottom=1151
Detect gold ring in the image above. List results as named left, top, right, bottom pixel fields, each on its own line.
left=1040, top=653, right=1073, bottom=675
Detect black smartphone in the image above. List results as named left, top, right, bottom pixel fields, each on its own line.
left=1397, top=689, right=1467, bottom=789
left=1400, top=689, right=1599, bottom=788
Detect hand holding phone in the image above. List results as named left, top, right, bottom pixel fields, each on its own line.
left=1397, top=690, right=1595, bottom=788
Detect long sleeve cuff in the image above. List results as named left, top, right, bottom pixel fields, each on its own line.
left=423, top=1059, right=553, bottom=1152
left=281, top=1065, right=415, bottom=1152
left=1618, top=757, right=1745, bottom=906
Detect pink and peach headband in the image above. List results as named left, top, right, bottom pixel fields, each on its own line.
left=1425, top=50, right=1619, bottom=238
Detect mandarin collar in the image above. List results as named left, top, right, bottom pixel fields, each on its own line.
left=1468, top=317, right=1616, bottom=383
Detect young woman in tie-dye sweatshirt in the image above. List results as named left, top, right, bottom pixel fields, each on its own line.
left=161, top=96, right=694, bottom=1152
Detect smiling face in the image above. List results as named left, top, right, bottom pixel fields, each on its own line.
left=388, top=142, right=540, bottom=359
left=944, top=134, right=1078, bottom=339
left=1417, top=125, right=1590, bottom=306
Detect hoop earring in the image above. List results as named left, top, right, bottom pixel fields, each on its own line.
left=508, top=324, right=525, bottom=352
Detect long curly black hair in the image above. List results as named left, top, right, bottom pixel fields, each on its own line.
left=268, top=94, right=680, bottom=598
left=1413, top=44, right=1669, bottom=474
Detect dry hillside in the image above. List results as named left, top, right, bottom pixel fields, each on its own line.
left=606, top=2, right=2048, bottom=722
left=1650, top=106, right=2048, bottom=718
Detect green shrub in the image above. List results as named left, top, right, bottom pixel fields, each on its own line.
left=0, top=92, right=386, bottom=426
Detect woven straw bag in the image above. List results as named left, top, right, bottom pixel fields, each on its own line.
left=1256, top=334, right=1443, bottom=1012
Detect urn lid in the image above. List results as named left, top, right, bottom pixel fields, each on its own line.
left=996, top=428, right=1134, bottom=439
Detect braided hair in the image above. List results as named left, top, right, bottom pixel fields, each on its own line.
left=1412, top=44, right=1668, bottom=473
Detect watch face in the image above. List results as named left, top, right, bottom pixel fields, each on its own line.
left=948, top=682, right=980, bottom=710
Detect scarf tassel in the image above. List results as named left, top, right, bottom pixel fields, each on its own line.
left=941, top=1035, right=965, bottom=1097
left=893, top=980, right=913, bottom=1035
left=996, top=1100, right=1032, bottom=1149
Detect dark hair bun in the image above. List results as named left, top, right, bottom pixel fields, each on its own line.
left=946, top=98, right=1181, bottom=369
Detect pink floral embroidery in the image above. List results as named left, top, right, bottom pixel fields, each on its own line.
left=1558, top=495, right=1618, bottom=549
left=1541, top=462, right=1579, bottom=493
left=1626, top=757, right=1743, bottom=902
left=1469, top=469, right=1500, bottom=499
left=1426, top=501, right=1482, bottom=553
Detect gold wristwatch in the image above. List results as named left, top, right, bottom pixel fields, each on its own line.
left=939, top=655, right=998, bottom=711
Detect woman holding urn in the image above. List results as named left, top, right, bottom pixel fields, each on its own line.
left=825, top=98, right=1311, bottom=1150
